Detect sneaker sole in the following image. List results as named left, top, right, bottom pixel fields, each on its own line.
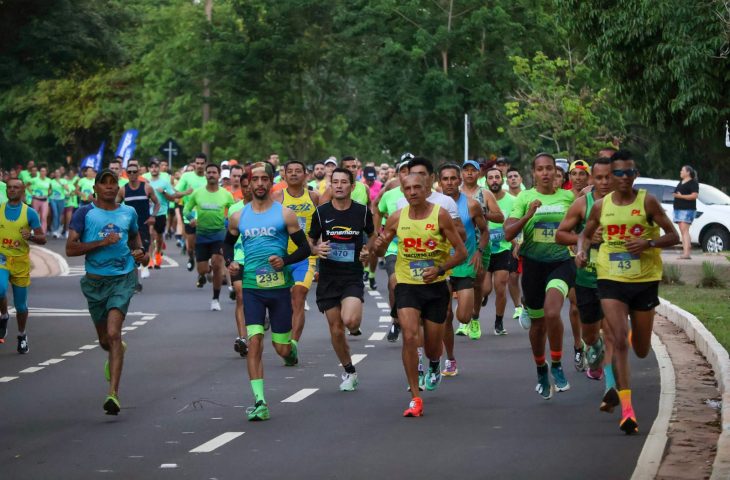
left=620, top=417, right=638, bottom=435
left=536, top=384, right=553, bottom=400
left=248, top=414, right=270, bottom=421
left=403, top=411, right=423, bottom=417
left=600, top=389, right=620, bottom=413
left=441, top=371, right=458, bottom=377
left=494, top=330, right=507, bottom=336
left=104, top=398, right=120, bottom=415
left=555, top=383, right=571, bottom=392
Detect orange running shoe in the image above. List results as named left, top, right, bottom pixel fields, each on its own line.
left=155, top=252, right=162, bottom=268
left=403, top=397, right=423, bottom=417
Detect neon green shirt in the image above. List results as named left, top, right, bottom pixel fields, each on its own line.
left=489, top=193, right=515, bottom=254
left=509, top=188, right=573, bottom=262
left=78, top=177, right=95, bottom=203
left=0, top=181, right=6, bottom=203
left=183, top=187, right=235, bottom=235
left=377, top=187, right=405, bottom=257
left=29, top=176, right=51, bottom=198
left=50, top=179, right=66, bottom=200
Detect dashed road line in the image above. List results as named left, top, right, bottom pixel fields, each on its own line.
left=379, top=315, right=391, bottom=323
left=0, top=376, right=18, bottom=382
left=38, top=358, right=65, bottom=366
left=79, top=344, right=98, bottom=350
left=351, top=354, right=367, bottom=365
left=20, top=367, right=44, bottom=373
left=368, top=332, right=386, bottom=341
left=62, top=351, right=83, bottom=357
left=281, top=388, right=319, bottom=403
left=376, top=302, right=389, bottom=309
left=189, top=432, right=245, bottom=453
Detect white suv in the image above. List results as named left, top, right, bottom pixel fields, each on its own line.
left=632, top=178, right=730, bottom=252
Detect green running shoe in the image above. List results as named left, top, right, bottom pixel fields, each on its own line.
left=284, top=339, right=298, bottom=366
left=513, top=305, right=523, bottom=320
left=468, top=319, right=482, bottom=340
left=103, top=394, right=121, bottom=415
left=586, top=336, right=605, bottom=370
left=246, top=400, right=270, bottom=421
left=425, top=366, right=441, bottom=391
left=551, top=364, right=570, bottom=392
left=536, top=370, right=552, bottom=400
left=104, top=341, right=127, bottom=382
left=455, top=323, right=468, bottom=336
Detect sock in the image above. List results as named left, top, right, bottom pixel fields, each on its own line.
left=550, top=350, right=562, bottom=363
left=368, top=271, right=375, bottom=279
left=533, top=354, right=545, bottom=366
left=18, top=330, right=26, bottom=336
left=213, top=288, right=220, bottom=300
left=250, top=379, right=265, bottom=404
left=363, top=266, right=371, bottom=274
left=604, top=365, right=616, bottom=391
left=537, top=363, right=548, bottom=375
left=343, top=363, right=356, bottom=374
left=618, top=389, right=634, bottom=417
left=429, top=360, right=440, bottom=372
left=495, top=314, right=503, bottom=325
left=551, top=360, right=562, bottom=369
left=471, top=315, right=479, bottom=322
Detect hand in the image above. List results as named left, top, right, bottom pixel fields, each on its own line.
left=317, top=241, right=331, bottom=259
left=591, top=226, right=603, bottom=245
left=131, top=249, right=146, bottom=263
left=145, top=217, right=155, bottom=226
left=470, top=251, right=482, bottom=274
left=189, top=219, right=197, bottom=228
left=20, top=229, right=31, bottom=240
left=512, top=243, right=520, bottom=260
left=185, top=188, right=193, bottom=195
left=526, top=200, right=542, bottom=218
left=359, top=245, right=370, bottom=263
left=625, top=238, right=649, bottom=256
left=421, top=266, right=440, bottom=283
left=268, top=255, right=284, bottom=270
left=103, top=232, right=121, bottom=246
left=228, top=261, right=240, bottom=275
left=373, top=233, right=386, bottom=251
left=673, top=192, right=680, bottom=198
left=575, top=250, right=588, bottom=269
left=156, top=187, right=165, bottom=193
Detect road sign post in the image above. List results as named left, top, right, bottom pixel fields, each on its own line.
left=158, top=138, right=182, bottom=169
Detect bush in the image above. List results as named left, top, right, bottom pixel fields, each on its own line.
left=698, top=262, right=726, bottom=288
left=662, top=264, right=684, bottom=285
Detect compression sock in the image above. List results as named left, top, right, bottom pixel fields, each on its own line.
left=550, top=350, right=562, bottom=363
left=250, top=379, right=265, bottom=404
left=533, top=354, right=545, bottom=366
left=213, top=289, right=220, bottom=300
left=619, top=389, right=634, bottom=417
left=537, top=363, right=548, bottom=376
left=604, top=364, right=616, bottom=391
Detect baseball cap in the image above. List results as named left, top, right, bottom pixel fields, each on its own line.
left=400, top=152, right=415, bottom=162
left=495, top=157, right=510, bottom=165
left=221, top=169, right=231, bottom=180
left=555, top=158, right=569, bottom=173
left=396, top=160, right=410, bottom=172
left=324, top=158, right=337, bottom=167
left=221, top=160, right=230, bottom=169
left=569, top=159, right=591, bottom=174
left=95, top=168, right=118, bottom=184
left=462, top=160, right=480, bottom=170
left=363, top=166, right=377, bottom=180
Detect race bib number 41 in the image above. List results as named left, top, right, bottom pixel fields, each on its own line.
left=255, top=266, right=285, bottom=288
left=533, top=222, right=559, bottom=243
left=608, top=252, right=641, bottom=277
left=409, top=260, right=434, bottom=281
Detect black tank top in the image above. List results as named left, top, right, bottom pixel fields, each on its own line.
left=123, top=182, right=149, bottom=226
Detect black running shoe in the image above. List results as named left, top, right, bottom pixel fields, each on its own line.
left=349, top=328, right=362, bottom=336
left=229, top=288, right=236, bottom=301
left=369, top=277, right=377, bottom=290
left=186, top=259, right=194, bottom=271
left=387, top=322, right=400, bottom=342
left=600, top=387, right=620, bottom=413
left=234, top=337, right=248, bottom=357
left=481, top=296, right=487, bottom=307
left=196, top=275, right=206, bottom=288
left=362, top=271, right=369, bottom=282
left=17, top=334, right=28, bottom=354
left=153, top=264, right=161, bottom=270
left=0, top=313, right=8, bottom=343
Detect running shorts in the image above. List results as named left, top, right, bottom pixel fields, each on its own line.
left=0, top=254, right=30, bottom=287
left=242, top=287, right=292, bottom=340
left=575, top=285, right=603, bottom=325
left=316, top=273, right=364, bottom=312
left=184, top=224, right=196, bottom=235
left=291, top=257, right=316, bottom=289
left=597, top=280, right=660, bottom=312
left=512, top=255, right=522, bottom=274
left=80, top=270, right=137, bottom=325
left=521, top=256, right=576, bottom=319
left=195, top=240, right=223, bottom=263
left=384, top=254, right=397, bottom=278
left=394, top=281, right=450, bottom=324
left=153, top=215, right=166, bottom=234
left=449, top=276, right=474, bottom=292
left=488, top=250, right=512, bottom=273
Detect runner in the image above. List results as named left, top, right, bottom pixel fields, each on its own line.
left=309, top=167, right=375, bottom=391
left=374, top=172, right=466, bottom=417
left=272, top=160, right=319, bottom=347
left=62, top=169, right=78, bottom=237
left=174, top=154, right=208, bottom=272
left=227, top=168, right=251, bottom=356
left=504, top=153, right=576, bottom=400
left=183, top=163, right=234, bottom=311
left=308, top=160, right=326, bottom=191
left=223, top=162, right=311, bottom=421
left=77, top=166, right=96, bottom=207
left=65, top=168, right=148, bottom=415
left=146, top=159, right=176, bottom=269
left=505, top=167, right=525, bottom=318
left=481, top=166, right=517, bottom=335
left=438, top=164, right=488, bottom=377
left=49, top=169, right=67, bottom=238
left=28, top=165, right=51, bottom=233
left=578, top=150, right=679, bottom=434
left=0, top=179, right=46, bottom=353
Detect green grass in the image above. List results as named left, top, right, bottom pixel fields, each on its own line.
left=660, top=285, right=730, bottom=353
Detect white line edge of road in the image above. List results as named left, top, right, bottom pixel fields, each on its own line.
left=31, top=245, right=70, bottom=276
left=631, top=332, right=675, bottom=480
left=189, top=432, right=244, bottom=453
left=654, top=298, right=730, bottom=480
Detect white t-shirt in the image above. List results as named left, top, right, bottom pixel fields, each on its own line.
left=396, top=190, right=459, bottom=219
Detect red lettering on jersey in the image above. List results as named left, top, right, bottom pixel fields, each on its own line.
left=425, top=223, right=435, bottom=230
left=402, top=237, right=436, bottom=252
left=629, top=224, right=644, bottom=237
left=631, top=209, right=641, bottom=216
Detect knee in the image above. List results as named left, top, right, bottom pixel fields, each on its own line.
left=613, top=334, right=629, bottom=353
left=107, top=330, right=122, bottom=345
left=402, top=329, right=419, bottom=345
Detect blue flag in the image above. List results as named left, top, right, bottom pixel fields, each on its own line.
left=115, top=129, right=138, bottom=168
left=94, top=141, right=105, bottom=172
left=81, top=154, right=97, bottom=170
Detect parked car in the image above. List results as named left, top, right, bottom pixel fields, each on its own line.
left=632, top=178, right=730, bottom=252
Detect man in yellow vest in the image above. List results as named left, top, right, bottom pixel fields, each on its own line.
left=0, top=179, right=47, bottom=353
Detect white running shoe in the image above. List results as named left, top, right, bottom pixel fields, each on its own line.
left=339, top=372, right=359, bottom=391
left=518, top=307, right=531, bottom=330
left=140, top=266, right=151, bottom=279
left=210, top=299, right=221, bottom=311
left=304, top=300, right=310, bottom=311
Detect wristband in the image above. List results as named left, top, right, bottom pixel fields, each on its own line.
left=437, top=266, right=446, bottom=277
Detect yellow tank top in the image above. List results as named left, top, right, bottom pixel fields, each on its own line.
left=0, top=202, right=30, bottom=257
left=597, top=190, right=662, bottom=282
left=282, top=188, right=316, bottom=254
left=395, top=204, right=450, bottom=284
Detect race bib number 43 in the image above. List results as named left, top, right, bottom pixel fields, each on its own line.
left=409, top=260, right=434, bottom=281
left=255, top=266, right=285, bottom=288
left=533, top=222, right=559, bottom=243
left=329, top=243, right=355, bottom=262
left=608, top=252, right=641, bottom=277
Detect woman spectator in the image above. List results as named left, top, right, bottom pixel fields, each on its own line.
left=673, top=165, right=699, bottom=259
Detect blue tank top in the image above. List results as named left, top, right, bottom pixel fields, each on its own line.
left=451, top=193, right=477, bottom=278
left=239, top=202, right=292, bottom=289
left=123, top=182, right=149, bottom=226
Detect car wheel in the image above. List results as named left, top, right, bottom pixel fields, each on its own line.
left=701, top=226, right=729, bottom=253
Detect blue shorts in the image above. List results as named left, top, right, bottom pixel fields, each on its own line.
left=242, top=287, right=292, bottom=337
left=673, top=209, right=695, bottom=224
left=290, top=257, right=315, bottom=289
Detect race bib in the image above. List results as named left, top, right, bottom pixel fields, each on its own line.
left=490, top=227, right=505, bottom=245
left=609, top=252, right=641, bottom=277
left=329, top=243, right=355, bottom=262
left=296, top=216, right=307, bottom=231
left=255, top=265, right=285, bottom=288
left=533, top=222, right=558, bottom=243
left=409, top=259, right=434, bottom=281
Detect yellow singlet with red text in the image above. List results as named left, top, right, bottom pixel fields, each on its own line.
left=394, top=204, right=450, bottom=284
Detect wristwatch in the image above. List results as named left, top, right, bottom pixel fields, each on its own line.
left=436, top=266, right=446, bottom=277
left=648, top=240, right=656, bottom=248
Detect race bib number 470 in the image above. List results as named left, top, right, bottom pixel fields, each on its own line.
left=329, top=243, right=355, bottom=262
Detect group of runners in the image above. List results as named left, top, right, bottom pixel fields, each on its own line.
left=0, top=148, right=679, bottom=433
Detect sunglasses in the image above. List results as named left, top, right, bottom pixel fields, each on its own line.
left=612, top=168, right=637, bottom=177
left=127, top=169, right=139, bottom=174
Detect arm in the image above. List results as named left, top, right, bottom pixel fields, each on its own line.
left=309, top=189, right=320, bottom=207
left=319, top=187, right=332, bottom=204
left=182, top=191, right=197, bottom=224
left=147, top=184, right=160, bottom=219
left=223, top=210, right=242, bottom=273
left=576, top=200, right=602, bottom=268
left=470, top=199, right=489, bottom=273
left=115, top=188, right=124, bottom=205
left=422, top=209, right=467, bottom=283
left=504, top=198, right=540, bottom=242
left=271, top=189, right=284, bottom=203
left=269, top=207, right=311, bottom=269
left=127, top=230, right=148, bottom=265
left=360, top=206, right=377, bottom=263
left=373, top=211, right=400, bottom=257
left=555, top=197, right=585, bottom=246
left=625, top=194, right=680, bottom=255
left=484, top=189, right=504, bottom=223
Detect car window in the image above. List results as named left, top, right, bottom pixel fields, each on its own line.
left=661, top=186, right=675, bottom=203
left=636, top=184, right=665, bottom=202
left=699, top=184, right=730, bottom=206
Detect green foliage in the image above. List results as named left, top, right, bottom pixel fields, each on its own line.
left=662, top=264, right=684, bottom=285
left=699, top=261, right=726, bottom=288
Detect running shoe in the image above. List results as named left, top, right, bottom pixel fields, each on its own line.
left=134, top=283, right=143, bottom=294
left=339, top=372, right=359, bottom=391
left=17, top=334, right=28, bottom=354
left=246, top=400, right=270, bottom=421
left=284, top=340, right=298, bottom=366
left=455, top=323, right=469, bottom=336
left=551, top=364, right=570, bottom=392
left=104, top=341, right=127, bottom=382
left=619, top=413, right=638, bottom=435
left=186, top=259, right=194, bottom=271
left=154, top=253, right=163, bottom=269
left=574, top=341, right=586, bottom=372
left=536, top=370, right=553, bottom=400
left=513, top=305, right=523, bottom=320
left=304, top=300, right=310, bottom=311
left=481, top=296, right=488, bottom=307
left=442, top=359, right=458, bottom=376
left=586, top=366, right=604, bottom=381
left=403, top=397, right=423, bottom=417
left=369, top=277, right=377, bottom=291
left=348, top=328, right=362, bottom=336
left=210, top=299, right=221, bottom=311
left=518, top=308, right=531, bottom=330
left=0, top=313, right=9, bottom=343
left=468, top=319, right=482, bottom=340
left=387, top=322, right=400, bottom=342
left=103, top=394, right=121, bottom=415
left=600, top=387, right=620, bottom=413
left=586, top=336, right=605, bottom=370
left=425, top=365, right=441, bottom=391
left=234, top=337, right=248, bottom=357
left=196, top=274, right=206, bottom=288
left=228, top=286, right=235, bottom=301
left=140, top=266, right=150, bottom=279
left=494, top=320, right=507, bottom=336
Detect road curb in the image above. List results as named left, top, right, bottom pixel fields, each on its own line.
left=30, top=245, right=69, bottom=277
left=656, top=298, right=730, bottom=480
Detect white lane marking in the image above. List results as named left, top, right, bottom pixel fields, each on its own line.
left=38, top=358, right=64, bottom=366
left=366, top=290, right=380, bottom=296
left=20, top=367, right=45, bottom=373
left=142, top=315, right=155, bottom=321
left=369, top=332, right=386, bottom=341
left=379, top=315, right=391, bottom=322
left=163, top=256, right=179, bottom=268
left=62, top=351, right=83, bottom=357
left=132, top=321, right=147, bottom=326
left=182, top=432, right=195, bottom=434
left=323, top=374, right=336, bottom=378
left=365, top=345, right=375, bottom=348
left=379, top=325, right=388, bottom=328
left=79, top=344, right=98, bottom=350
left=31, top=245, right=70, bottom=276
left=351, top=354, right=367, bottom=365
left=0, top=376, right=18, bottom=382
left=159, top=464, right=177, bottom=469
left=376, top=302, right=389, bottom=309
left=189, top=432, right=245, bottom=453
left=122, top=326, right=137, bottom=331
left=210, top=417, right=223, bottom=420
left=281, top=388, right=318, bottom=403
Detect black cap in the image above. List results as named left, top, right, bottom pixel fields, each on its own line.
left=363, top=166, right=377, bottom=180
left=95, top=168, right=118, bottom=184
left=496, top=157, right=509, bottom=165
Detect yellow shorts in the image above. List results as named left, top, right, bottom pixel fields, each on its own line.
left=0, top=254, right=31, bottom=287
left=291, top=257, right=316, bottom=290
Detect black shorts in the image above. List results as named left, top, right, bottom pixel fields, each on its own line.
left=521, top=257, right=576, bottom=312
left=449, top=276, right=474, bottom=291
left=384, top=255, right=397, bottom=278
left=152, top=215, right=166, bottom=234
left=575, top=285, right=603, bottom=324
left=597, top=279, right=660, bottom=312
left=242, top=288, right=292, bottom=336
left=394, top=281, right=450, bottom=324
left=195, top=241, right=222, bottom=263
left=488, top=250, right=512, bottom=273
left=184, top=224, right=196, bottom=235
left=138, top=225, right=151, bottom=253
left=316, top=274, right=364, bottom=312
left=510, top=255, right=522, bottom=274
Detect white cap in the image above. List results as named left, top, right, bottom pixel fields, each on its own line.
left=324, top=158, right=337, bottom=166
left=221, top=169, right=231, bottom=179
left=555, top=158, right=569, bottom=172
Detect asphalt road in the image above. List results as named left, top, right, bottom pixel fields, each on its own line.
left=0, top=241, right=660, bottom=479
